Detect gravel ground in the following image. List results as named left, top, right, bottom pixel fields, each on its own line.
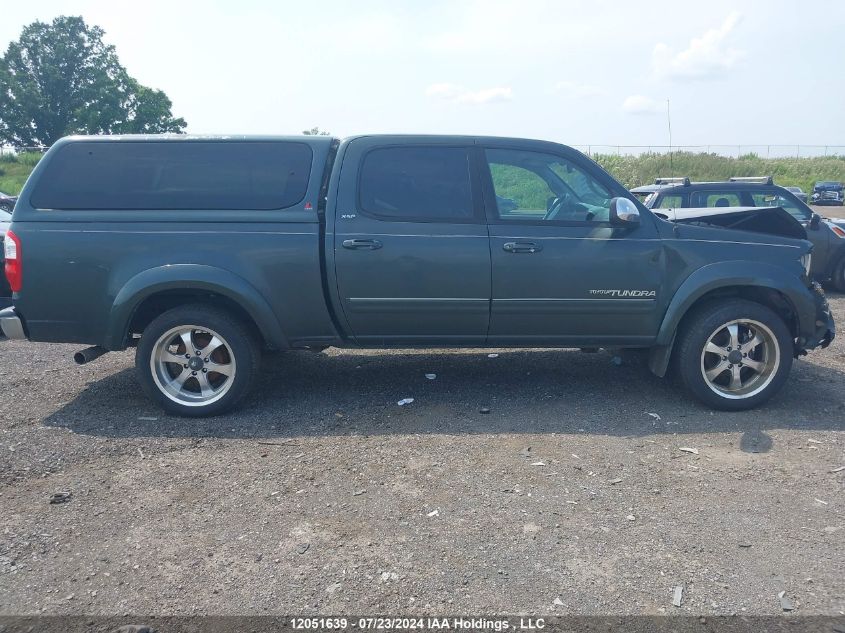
left=0, top=296, right=843, bottom=617
left=813, top=204, right=845, bottom=219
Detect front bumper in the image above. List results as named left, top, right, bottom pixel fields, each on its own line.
left=804, top=282, right=835, bottom=350
left=0, top=306, right=26, bottom=341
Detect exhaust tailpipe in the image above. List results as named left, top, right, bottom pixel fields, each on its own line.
left=74, top=346, right=108, bottom=365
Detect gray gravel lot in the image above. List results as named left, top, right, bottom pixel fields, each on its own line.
left=1, top=295, right=844, bottom=617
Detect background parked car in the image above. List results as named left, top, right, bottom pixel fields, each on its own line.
left=812, top=181, right=845, bottom=206
left=0, top=191, right=18, bottom=213
left=785, top=185, right=808, bottom=203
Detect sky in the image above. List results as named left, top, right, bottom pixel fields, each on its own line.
left=1, top=0, right=844, bottom=151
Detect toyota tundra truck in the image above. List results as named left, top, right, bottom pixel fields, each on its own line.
left=0, top=135, right=835, bottom=415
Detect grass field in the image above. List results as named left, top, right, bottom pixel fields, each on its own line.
left=1, top=149, right=844, bottom=201
left=0, top=152, right=41, bottom=195
left=596, top=151, right=845, bottom=196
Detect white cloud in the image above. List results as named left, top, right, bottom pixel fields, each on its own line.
left=652, top=12, right=745, bottom=80
left=553, top=81, right=607, bottom=98
left=621, top=95, right=666, bottom=115
left=426, top=83, right=512, bottom=105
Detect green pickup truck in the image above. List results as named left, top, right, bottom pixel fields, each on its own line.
left=0, top=135, right=835, bottom=415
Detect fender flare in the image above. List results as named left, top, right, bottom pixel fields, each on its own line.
left=105, top=264, right=288, bottom=350
left=649, top=260, right=812, bottom=377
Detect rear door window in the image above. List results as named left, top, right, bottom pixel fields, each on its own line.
left=654, top=194, right=684, bottom=209
left=483, top=148, right=613, bottom=223
left=689, top=191, right=743, bottom=208
left=358, top=146, right=474, bottom=221
left=30, top=141, right=313, bottom=210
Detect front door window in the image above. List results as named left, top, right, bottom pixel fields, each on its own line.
left=485, top=149, right=613, bottom=223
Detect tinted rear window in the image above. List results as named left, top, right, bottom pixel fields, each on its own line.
left=30, top=141, right=313, bottom=210
left=359, top=146, right=473, bottom=220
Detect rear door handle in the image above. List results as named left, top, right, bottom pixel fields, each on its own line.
left=342, top=239, right=383, bottom=250
left=503, top=241, right=542, bottom=253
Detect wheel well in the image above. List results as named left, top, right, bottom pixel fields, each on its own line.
left=678, top=285, right=798, bottom=338
left=127, top=290, right=265, bottom=347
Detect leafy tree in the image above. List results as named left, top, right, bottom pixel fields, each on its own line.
left=302, top=127, right=330, bottom=136
left=0, top=16, right=186, bottom=148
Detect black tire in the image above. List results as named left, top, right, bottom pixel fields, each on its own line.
left=135, top=304, right=260, bottom=417
left=833, top=257, right=845, bottom=293
left=674, top=299, right=793, bottom=411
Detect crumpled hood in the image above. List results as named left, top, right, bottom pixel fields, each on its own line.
left=653, top=206, right=807, bottom=240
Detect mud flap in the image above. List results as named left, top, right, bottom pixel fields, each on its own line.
left=647, top=333, right=676, bottom=378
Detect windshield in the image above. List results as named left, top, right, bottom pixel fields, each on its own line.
left=751, top=191, right=811, bottom=222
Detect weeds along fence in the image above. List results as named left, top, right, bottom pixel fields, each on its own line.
left=577, top=145, right=845, bottom=158
left=2, top=144, right=845, bottom=195
left=3, top=143, right=845, bottom=159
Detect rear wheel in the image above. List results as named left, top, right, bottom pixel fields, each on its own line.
left=136, top=304, right=259, bottom=416
left=675, top=299, right=793, bottom=410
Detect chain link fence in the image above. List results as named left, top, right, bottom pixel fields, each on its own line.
left=576, top=145, right=845, bottom=158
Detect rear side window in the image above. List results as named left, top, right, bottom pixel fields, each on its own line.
left=30, top=141, right=313, bottom=210
left=359, top=146, right=473, bottom=221
left=690, top=191, right=742, bottom=208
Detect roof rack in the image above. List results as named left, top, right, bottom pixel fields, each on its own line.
left=729, top=176, right=773, bottom=185
left=654, top=177, right=690, bottom=186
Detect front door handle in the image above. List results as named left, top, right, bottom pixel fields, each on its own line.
left=342, top=239, right=383, bottom=250
left=503, top=241, right=542, bottom=254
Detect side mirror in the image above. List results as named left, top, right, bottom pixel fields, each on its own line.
left=609, top=197, right=640, bottom=226
left=809, top=213, right=821, bottom=230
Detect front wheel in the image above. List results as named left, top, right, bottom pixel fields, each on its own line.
left=135, top=304, right=260, bottom=416
left=675, top=300, right=793, bottom=410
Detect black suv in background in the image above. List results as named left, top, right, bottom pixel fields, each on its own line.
left=812, top=181, right=844, bottom=206
left=637, top=177, right=845, bottom=291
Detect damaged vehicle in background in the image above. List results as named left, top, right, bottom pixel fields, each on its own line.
left=812, top=181, right=844, bottom=206
left=639, top=176, right=845, bottom=291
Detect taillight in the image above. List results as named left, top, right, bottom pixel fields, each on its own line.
left=4, top=229, right=21, bottom=293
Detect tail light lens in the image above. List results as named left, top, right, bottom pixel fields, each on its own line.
left=4, top=229, right=21, bottom=292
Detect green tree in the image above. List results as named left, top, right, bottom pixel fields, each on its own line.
left=0, top=16, right=186, bottom=148
left=302, top=127, right=330, bottom=136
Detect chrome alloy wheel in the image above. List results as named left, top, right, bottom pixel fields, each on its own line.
left=150, top=325, right=236, bottom=407
left=700, top=319, right=780, bottom=400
